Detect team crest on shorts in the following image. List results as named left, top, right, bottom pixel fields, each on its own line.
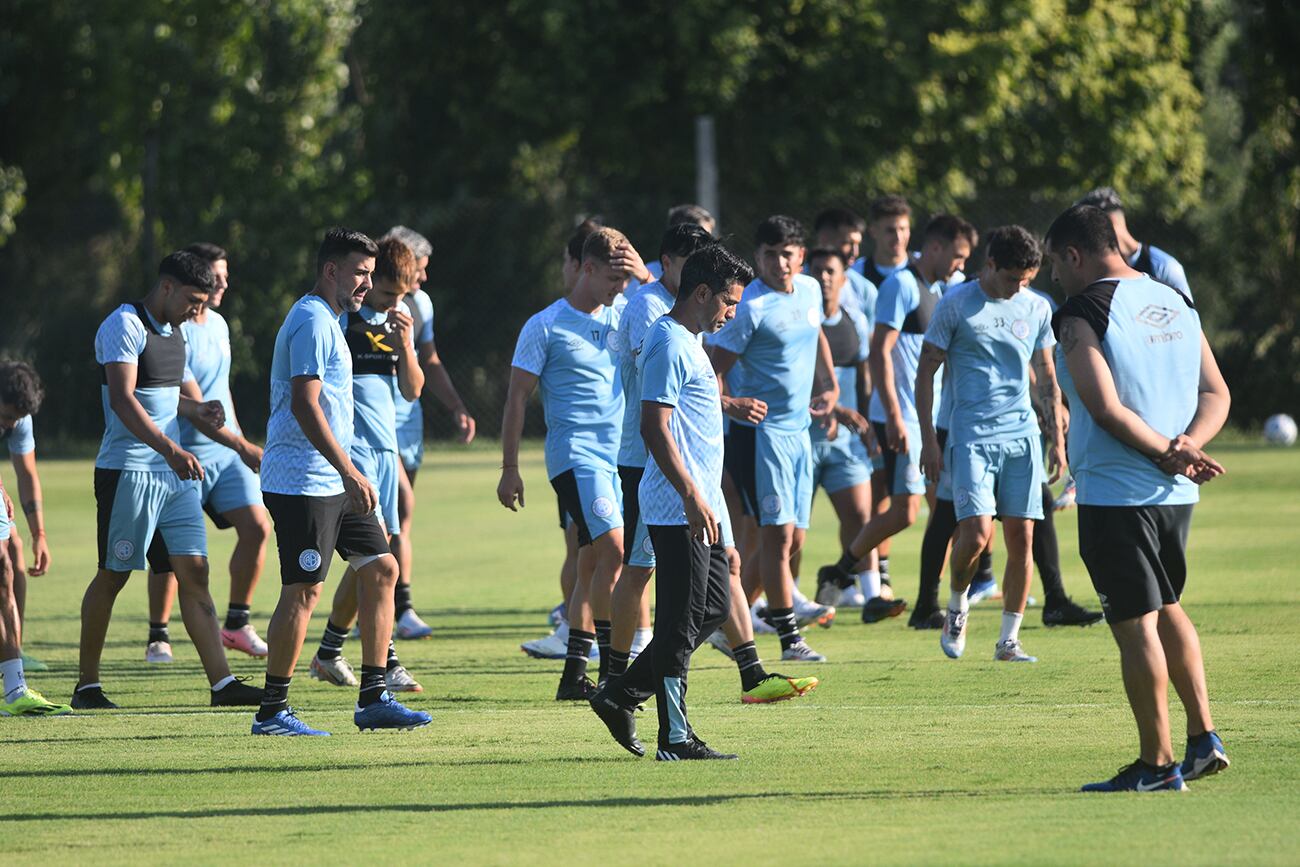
left=113, top=539, right=135, bottom=562
left=643, top=536, right=655, bottom=556
left=955, top=488, right=971, bottom=508
left=1011, top=319, right=1031, bottom=340
left=298, top=549, right=323, bottom=572
left=807, top=307, right=821, bottom=328
left=762, top=494, right=783, bottom=515
left=591, top=497, right=615, bottom=519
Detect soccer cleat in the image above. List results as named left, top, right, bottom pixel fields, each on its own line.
left=940, top=609, right=968, bottom=659
left=385, top=664, right=424, bottom=693
left=780, top=641, right=827, bottom=663
left=310, top=653, right=359, bottom=687
left=1081, top=760, right=1187, bottom=792
left=967, top=577, right=1000, bottom=605
left=521, top=623, right=599, bottom=660
left=1, top=687, right=72, bottom=717
left=211, top=677, right=265, bottom=706
left=589, top=690, right=644, bottom=756
left=750, top=603, right=777, bottom=634
left=20, top=653, right=48, bottom=672
left=548, top=602, right=567, bottom=628
left=993, top=639, right=1038, bottom=662
left=814, top=564, right=853, bottom=607
left=837, top=586, right=866, bottom=608
left=145, top=640, right=174, bottom=664
left=251, top=707, right=330, bottom=736
left=742, top=672, right=819, bottom=704
left=70, top=686, right=118, bottom=710
left=656, top=738, right=738, bottom=761
left=629, top=628, right=652, bottom=660
left=221, top=624, right=268, bottom=657
left=862, top=595, right=908, bottom=623
left=908, top=608, right=947, bottom=630
left=556, top=676, right=596, bottom=701
left=793, top=595, right=836, bottom=629
left=395, top=608, right=434, bottom=640
left=1043, top=597, right=1105, bottom=627
left=354, top=691, right=431, bottom=731
left=1054, top=476, right=1077, bottom=511
left=705, top=629, right=734, bottom=659
left=1181, top=731, right=1230, bottom=782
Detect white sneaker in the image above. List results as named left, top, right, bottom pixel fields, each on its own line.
left=837, top=586, right=866, bottom=607
left=780, top=641, right=827, bottom=663
left=309, top=653, right=358, bottom=687
left=750, top=602, right=776, bottom=634
left=793, top=595, right=836, bottom=628
left=940, top=609, right=968, bottom=659
left=706, top=629, right=734, bottom=659
left=994, top=639, right=1038, bottom=662
left=629, top=628, right=653, bottom=660
left=385, top=664, right=424, bottom=692
left=395, top=609, right=433, bottom=640
left=145, top=640, right=173, bottom=664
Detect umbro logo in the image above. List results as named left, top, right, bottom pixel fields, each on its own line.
left=1135, top=305, right=1179, bottom=329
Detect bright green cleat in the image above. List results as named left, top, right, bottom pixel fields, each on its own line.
left=20, top=654, right=48, bottom=672
left=741, top=673, right=820, bottom=704
left=1, top=687, right=73, bottom=717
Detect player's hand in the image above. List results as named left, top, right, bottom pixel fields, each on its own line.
left=497, top=467, right=525, bottom=511
left=920, top=434, right=943, bottom=484
left=723, top=397, right=767, bottom=425
left=836, top=406, right=869, bottom=436
left=389, top=308, right=414, bottom=345
left=167, top=446, right=205, bottom=482
left=610, top=242, right=653, bottom=284
left=453, top=407, right=477, bottom=444
left=238, top=439, right=263, bottom=473
left=809, top=389, right=836, bottom=420
left=342, top=469, right=378, bottom=515
left=29, top=532, right=51, bottom=576
left=196, top=400, right=226, bottom=430
left=683, top=489, right=719, bottom=545
left=1155, top=435, right=1225, bottom=484
left=862, top=423, right=881, bottom=458
left=1, top=486, right=11, bottom=521
left=885, top=414, right=908, bottom=453
left=823, top=413, right=839, bottom=442
left=1046, top=442, right=1067, bottom=484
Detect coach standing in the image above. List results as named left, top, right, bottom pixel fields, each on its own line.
left=1044, top=205, right=1232, bottom=792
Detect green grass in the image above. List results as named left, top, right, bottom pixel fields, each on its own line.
left=3, top=444, right=1298, bottom=865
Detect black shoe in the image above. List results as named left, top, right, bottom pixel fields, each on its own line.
left=1043, top=597, right=1104, bottom=627
left=907, top=608, right=947, bottom=630
left=655, top=738, right=738, bottom=761
left=862, top=595, right=908, bottom=623
left=589, top=690, right=644, bottom=757
left=211, top=676, right=264, bottom=707
left=70, top=685, right=118, bottom=710
left=815, top=565, right=853, bottom=606
left=556, top=676, right=595, bottom=701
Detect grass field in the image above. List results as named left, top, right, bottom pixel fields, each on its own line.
left=3, top=443, right=1298, bottom=865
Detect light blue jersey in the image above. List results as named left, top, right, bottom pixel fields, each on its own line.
left=511, top=297, right=623, bottom=478
left=924, top=281, right=1054, bottom=446
left=394, top=287, right=434, bottom=441
left=868, top=266, right=944, bottom=426
left=711, top=275, right=823, bottom=434
left=2, top=415, right=34, bottom=456
left=94, top=303, right=195, bottom=471
left=638, top=316, right=727, bottom=530
left=262, top=294, right=353, bottom=497
left=1130, top=244, right=1191, bottom=299
left=1054, top=276, right=1202, bottom=506
left=616, top=281, right=675, bottom=468
left=179, top=310, right=238, bottom=465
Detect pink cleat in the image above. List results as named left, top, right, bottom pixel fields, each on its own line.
left=222, top=624, right=269, bottom=658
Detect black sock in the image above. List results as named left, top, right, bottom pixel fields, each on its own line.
left=358, top=665, right=386, bottom=707
left=594, top=620, right=612, bottom=682
left=1035, top=483, right=1067, bottom=606
left=386, top=640, right=400, bottom=672
left=976, top=551, right=994, bottom=583
left=606, top=649, right=629, bottom=679
left=224, top=604, right=250, bottom=631
left=257, top=674, right=292, bottom=721
left=879, top=557, right=890, bottom=584
left=148, top=622, right=170, bottom=643
left=316, top=619, right=348, bottom=661
left=562, top=629, right=595, bottom=683
left=394, top=582, right=413, bottom=617
left=733, top=641, right=767, bottom=691
left=835, top=551, right=858, bottom=575
left=918, top=498, right=958, bottom=614
left=770, top=607, right=801, bottom=651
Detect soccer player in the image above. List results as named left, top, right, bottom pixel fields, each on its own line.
left=1075, top=188, right=1192, bottom=297
left=73, top=252, right=263, bottom=710
left=499, top=227, right=631, bottom=699
left=820, top=215, right=976, bottom=603
left=710, top=215, right=838, bottom=663
left=1043, top=204, right=1231, bottom=792
left=589, top=244, right=753, bottom=760
left=914, top=226, right=1063, bottom=662
left=812, top=207, right=877, bottom=318
left=144, top=242, right=272, bottom=664
left=251, top=228, right=429, bottom=736
left=644, top=204, right=716, bottom=282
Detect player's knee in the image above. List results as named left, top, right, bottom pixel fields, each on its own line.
left=241, top=510, right=272, bottom=545
left=366, top=554, right=399, bottom=587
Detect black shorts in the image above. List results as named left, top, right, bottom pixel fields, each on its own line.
left=722, top=425, right=759, bottom=517
left=1078, top=503, right=1193, bottom=623
left=550, top=470, right=595, bottom=547
left=263, top=492, right=391, bottom=584
left=619, top=465, right=644, bottom=566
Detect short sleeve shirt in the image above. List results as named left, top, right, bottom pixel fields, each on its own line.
left=616, top=281, right=675, bottom=467
left=179, top=310, right=239, bottom=465
left=1, top=415, right=34, bottom=456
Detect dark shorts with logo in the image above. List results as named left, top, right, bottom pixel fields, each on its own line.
left=1078, top=503, right=1194, bottom=623
left=263, top=492, right=391, bottom=584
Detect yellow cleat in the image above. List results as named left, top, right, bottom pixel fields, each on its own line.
left=741, top=673, right=820, bottom=704
left=1, top=687, right=73, bottom=717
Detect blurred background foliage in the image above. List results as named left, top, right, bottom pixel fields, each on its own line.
left=1, top=0, right=1295, bottom=446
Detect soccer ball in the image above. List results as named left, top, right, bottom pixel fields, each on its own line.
left=1263, top=413, right=1297, bottom=446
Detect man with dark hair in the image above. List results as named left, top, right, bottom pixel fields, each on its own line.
left=499, top=226, right=634, bottom=699
left=1075, top=188, right=1191, bottom=297
left=1043, top=204, right=1231, bottom=792
left=252, top=228, right=429, bottom=735
left=144, top=241, right=273, bottom=664
left=858, top=196, right=913, bottom=288
left=74, top=252, right=262, bottom=710
left=912, top=226, right=1062, bottom=662
left=589, top=245, right=755, bottom=760
left=711, top=215, right=839, bottom=662
left=813, top=207, right=878, bottom=325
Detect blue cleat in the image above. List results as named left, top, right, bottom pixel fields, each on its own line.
left=1181, top=730, right=1230, bottom=782
left=548, top=602, right=567, bottom=628
left=967, top=576, right=999, bottom=605
left=354, top=691, right=431, bottom=731
left=251, top=707, right=331, bottom=736
left=1081, top=760, right=1187, bottom=792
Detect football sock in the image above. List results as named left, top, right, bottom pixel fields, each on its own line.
left=148, top=622, right=170, bottom=644
left=770, top=608, right=801, bottom=651
left=394, top=582, right=413, bottom=618
left=732, top=641, right=767, bottom=691
left=879, top=556, right=890, bottom=584
left=257, top=674, right=291, bottom=721
left=1000, top=611, right=1023, bottom=644
left=1035, top=483, right=1067, bottom=606
left=835, top=551, right=858, bottom=575
left=386, top=640, right=400, bottom=672
left=562, top=629, right=595, bottom=683
left=594, top=619, right=612, bottom=682
left=316, top=619, right=349, bottom=661
left=358, top=665, right=386, bottom=707
left=210, top=675, right=236, bottom=692
left=606, top=649, right=630, bottom=679
left=949, top=589, right=970, bottom=614
left=918, top=498, right=957, bottom=612
left=858, top=570, right=882, bottom=600
left=975, top=551, right=994, bottom=583
left=224, top=603, right=250, bottom=631
left=1, top=657, right=26, bottom=700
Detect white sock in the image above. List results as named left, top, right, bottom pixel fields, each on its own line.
left=1, top=657, right=25, bottom=699
left=210, top=674, right=236, bottom=692
left=1000, top=611, right=1024, bottom=644
left=791, top=584, right=809, bottom=604
left=555, top=620, right=570, bottom=641
left=858, top=570, right=882, bottom=599
left=949, top=589, right=970, bottom=614
left=76, top=681, right=101, bottom=692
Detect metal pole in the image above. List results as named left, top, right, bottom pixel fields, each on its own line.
left=695, top=115, right=719, bottom=229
